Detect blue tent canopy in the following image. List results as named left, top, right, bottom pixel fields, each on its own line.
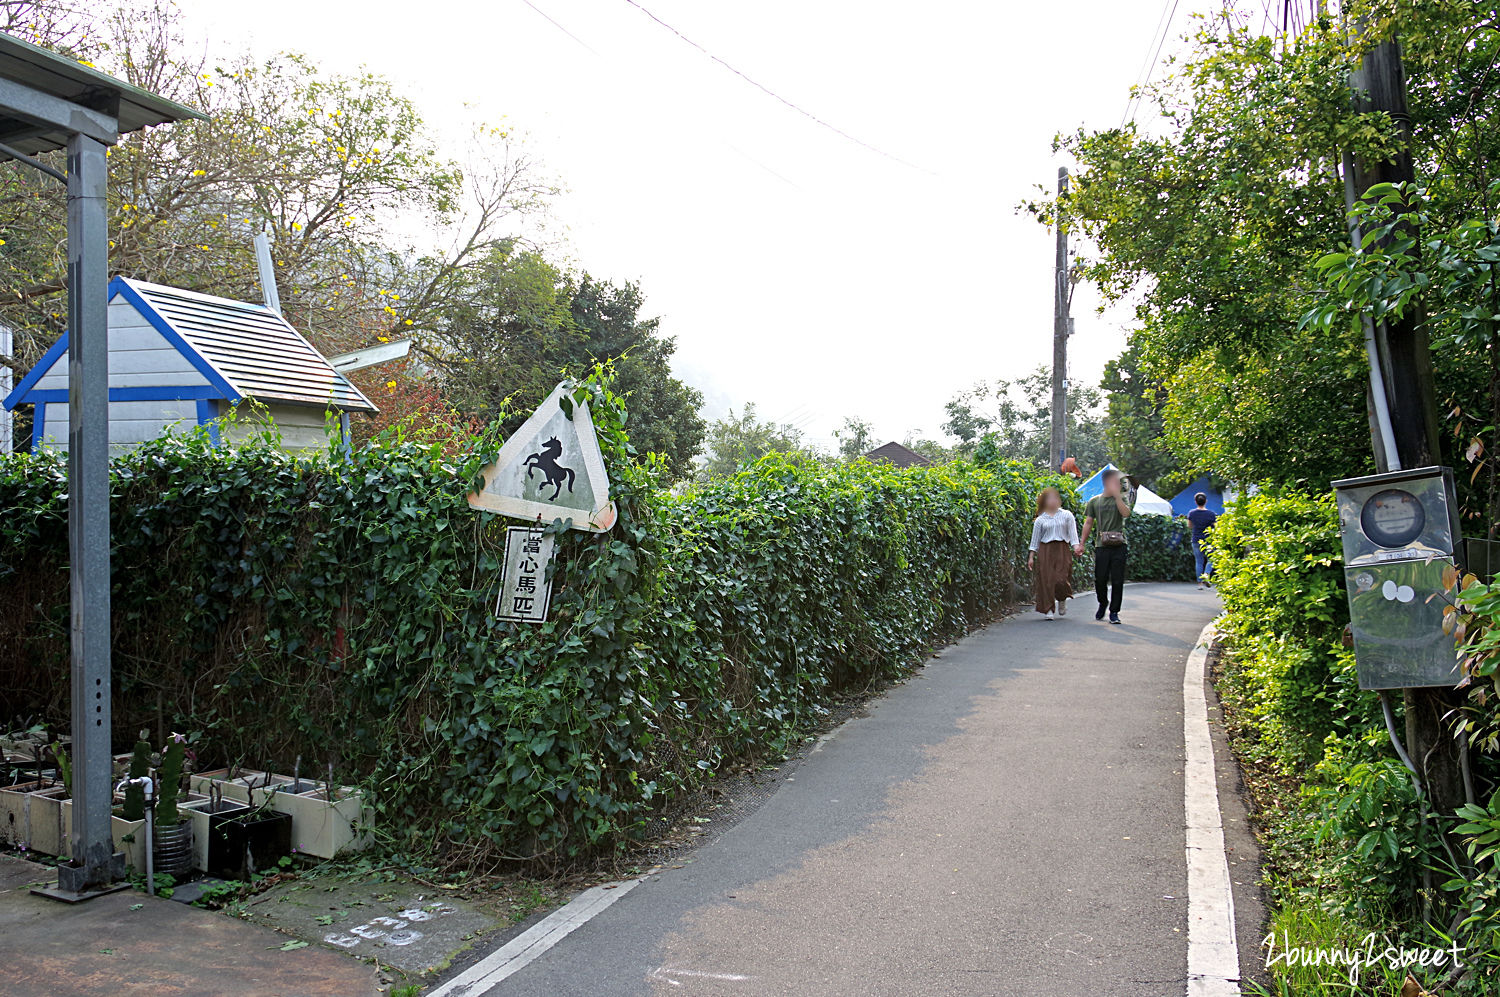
left=1077, top=463, right=1117, bottom=501
left=1170, top=475, right=1224, bottom=515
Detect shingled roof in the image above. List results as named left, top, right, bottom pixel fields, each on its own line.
left=4, top=277, right=377, bottom=416
left=865, top=441, right=934, bottom=468
left=0, top=31, right=206, bottom=160
left=120, top=279, right=377, bottom=413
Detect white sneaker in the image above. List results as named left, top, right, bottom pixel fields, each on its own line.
left=1057, top=601, right=1068, bottom=617
left=1043, top=611, right=1055, bottom=621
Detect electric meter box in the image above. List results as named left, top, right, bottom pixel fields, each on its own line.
left=1332, top=466, right=1463, bottom=690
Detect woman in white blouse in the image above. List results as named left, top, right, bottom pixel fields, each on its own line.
left=1027, top=487, right=1079, bottom=620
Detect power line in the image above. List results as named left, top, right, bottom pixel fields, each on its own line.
left=1121, top=0, right=1175, bottom=127
left=1122, top=0, right=1181, bottom=128
left=1138, top=0, right=1182, bottom=124
left=519, top=0, right=601, bottom=55
left=618, top=0, right=931, bottom=173
left=517, top=0, right=800, bottom=187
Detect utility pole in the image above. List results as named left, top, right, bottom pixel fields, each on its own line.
left=1050, top=167, right=1070, bottom=474
left=1346, top=30, right=1463, bottom=822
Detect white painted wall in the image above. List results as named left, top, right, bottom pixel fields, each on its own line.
left=28, top=298, right=339, bottom=455
left=218, top=402, right=337, bottom=452
left=35, top=299, right=212, bottom=391
left=43, top=399, right=201, bottom=455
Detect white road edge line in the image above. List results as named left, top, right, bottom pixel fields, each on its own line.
left=426, top=878, right=643, bottom=997
left=1184, top=621, right=1241, bottom=997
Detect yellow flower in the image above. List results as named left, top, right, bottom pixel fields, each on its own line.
left=377, top=336, right=389, bottom=343
left=191, top=169, right=206, bottom=176
left=386, top=380, right=397, bottom=390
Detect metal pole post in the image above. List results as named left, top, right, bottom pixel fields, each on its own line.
left=253, top=230, right=281, bottom=314
left=1345, top=23, right=1465, bottom=835
left=56, top=132, right=122, bottom=895
left=1050, top=167, right=1070, bottom=472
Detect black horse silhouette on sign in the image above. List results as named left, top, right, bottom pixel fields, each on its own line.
left=523, top=437, right=576, bottom=500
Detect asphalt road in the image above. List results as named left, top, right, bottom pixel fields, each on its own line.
left=485, top=583, right=1223, bottom=997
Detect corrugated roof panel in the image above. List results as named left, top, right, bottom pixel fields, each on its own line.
left=124, top=279, right=378, bottom=414
left=0, top=31, right=205, bottom=158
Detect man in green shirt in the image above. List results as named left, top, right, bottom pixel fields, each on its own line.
left=1075, top=468, right=1135, bottom=624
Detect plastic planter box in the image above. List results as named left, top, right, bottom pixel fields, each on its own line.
left=190, top=771, right=372, bottom=858
left=0, top=781, right=65, bottom=855
left=207, top=808, right=292, bottom=880
left=183, top=797, right=251, bottom=872
left=62, top=802, right=147, bottom=874
left=258, top=782, right=371, bottom=859
left=188, top=769, right=289, bottom=804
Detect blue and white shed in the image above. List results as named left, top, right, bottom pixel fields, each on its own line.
left=2, top=276, right=377, bottom=453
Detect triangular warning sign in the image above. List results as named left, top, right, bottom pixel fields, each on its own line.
left=467, top=383, right=616, bottom=532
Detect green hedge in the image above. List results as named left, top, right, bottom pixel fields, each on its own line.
left=0, top=373, right=1055, bottom=865
left=1124, top=513, right=1196, bottom=582
left=1209, top=490, right=1500, bottom=985
left=1209, top=490, right=1370, bottom=772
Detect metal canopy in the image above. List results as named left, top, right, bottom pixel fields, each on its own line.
left=0, top=31, right=204, bottom=157
left=1, top=29, right=203, bottom=901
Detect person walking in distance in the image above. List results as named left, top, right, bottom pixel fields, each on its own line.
left=1027, top=487, right=1078, bottom=621
left=1186, top=492, right=1218, bottom=589
left=1076, top=468, right=1134, bottom=624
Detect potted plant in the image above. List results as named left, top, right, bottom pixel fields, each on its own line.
left=267, top=780, right=372, bottom=859
left=183, top=784, right=250, bottom=872
left=152, top=734, right=193, bottom=878
left=207, top=798, right=292, bottom=880
left=189, top=766, right=289, bottom=804
left=0, top=777, right=66, bottom=856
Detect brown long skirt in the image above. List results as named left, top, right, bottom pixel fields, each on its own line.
left=1033, top=540, right=1074, bottom=613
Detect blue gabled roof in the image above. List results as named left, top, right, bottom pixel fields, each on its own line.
left=4, top=277, right=378, bottom=414
left=119, top=279, right=377, bottom=413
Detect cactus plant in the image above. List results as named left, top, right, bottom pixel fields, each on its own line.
left=156, top=735, right=187, bottom=826
left=121, top=732, right=152, bottom=821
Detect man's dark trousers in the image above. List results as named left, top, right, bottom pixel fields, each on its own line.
left=1095, top=544, right=1127, bottom=614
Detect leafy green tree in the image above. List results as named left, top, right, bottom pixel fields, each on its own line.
left=2, top=0, right=549, bottom=376
left=699, top=403, right=813, bottom=478
left=943, top=367, right=1108, bottom=472
left=415, top=247, right=579, bottom=421
left=1038, top=3, right=1500, bottom=493
left=1100, top=342, right=1178, bottom=490
left=1307, top=182, right=1500, bottom=532
left=414, top=259, right=705, bottom=477
left=834, top=417, right=874, bottom=461
left=565, top=276, right=704, bottom=479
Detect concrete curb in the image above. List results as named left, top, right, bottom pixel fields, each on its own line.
left=1184, top=622, right=1241, bottom=997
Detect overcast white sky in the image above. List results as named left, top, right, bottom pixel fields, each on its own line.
left=174, top=0, right=1197, bottom=451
